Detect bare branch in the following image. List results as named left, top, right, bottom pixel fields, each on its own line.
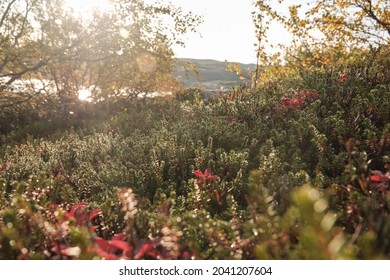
left=354, top=1, right=390, bottom=36
left=0, top=94, right=34, bottom=108
left=0, top=0, right=18, bottom=28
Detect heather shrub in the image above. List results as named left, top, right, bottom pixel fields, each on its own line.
left=0, top=60, right=389, bottom=259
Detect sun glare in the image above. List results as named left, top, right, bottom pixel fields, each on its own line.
left=64, top=0, right=111, bottom=18
left=78, top=89, right=92, bottom=101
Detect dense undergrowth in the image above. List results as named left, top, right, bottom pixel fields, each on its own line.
left=0, top=57, right=389, bottom=259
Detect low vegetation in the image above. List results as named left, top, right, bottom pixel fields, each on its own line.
left=0, top=0, right=389, bottom=259
left=1, top=52, right=389, bottom=258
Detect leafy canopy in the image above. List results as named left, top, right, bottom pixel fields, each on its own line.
left=252, top=0, right=390, bottom=82
left=0, top=0, right=201, bottom=107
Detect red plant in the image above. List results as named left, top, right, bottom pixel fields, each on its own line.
left=370, top=170, right=390, bottom=183
left=339, top=73, right=348, bottom=80
left=95, top=233, right=161, bottom=260
left=51, top=242, right=81, bottom=258
left=192, top=169, right=219, bottom=189
left=49, top=202, right=163, bottom=260
left=281, top=91, right=318, bottom=110
left=133, top=239, right=162, bottom=260
left=369, top=170, right=390, bottom=196
left=64, top=202, right=102, bottom=228
left=95, top=234, right=131, bottom=260
left=49, top=202, right=103, bottom=258
left=0, top=161, right=7, bottom=175
left=281, top=97, right=305, bottom=109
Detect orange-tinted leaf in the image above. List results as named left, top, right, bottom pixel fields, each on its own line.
left=95, top=237, right=110, bottom=253
left=89, top=209, right=102, bottom=221
left=110, top=240, right=131, bottom=252
left=358, top=179, right=368, bottom=194
left=112, top=233, right=126, bottom=241
left=370, top=175, right=382, bottom=182
left=134, top=239, right=161, bottom=260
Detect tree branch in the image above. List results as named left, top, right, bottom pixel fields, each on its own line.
left=355, top=1, right=390, bottom=36
left=0, top=0, right=18, bottom=28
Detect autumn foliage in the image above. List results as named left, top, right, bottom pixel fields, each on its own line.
left=0, top=0, right=389, bottom=260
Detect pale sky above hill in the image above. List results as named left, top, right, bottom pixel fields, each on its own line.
left=169, top=0, right=259, bottom=63
left=169, top=0, right=306, bottom=64
left=64, top=0, right=308, bottom=64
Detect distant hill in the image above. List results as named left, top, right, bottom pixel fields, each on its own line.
left=175, top=58, right=257, bottom=91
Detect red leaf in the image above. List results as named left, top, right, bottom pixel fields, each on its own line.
left=182, top=251, right=190, bottom=259
left=146, top=248, right=160, bottom=259
left=370, top=175, right=383, bottom=182
left=89, top=209, right=102, bottom=221
left=65, top=202, right=88, bottom=224
left=89, top=225, right=99, bottom=232
left=104, top=254, right=119, bottom=260
left=192, top=170, right=205, bottom=180
left=134, top=239, right=161, bottom=260
left=49, top=204, right=58, bottom=210
left=64, top=212, right=72, bottom=219
left=196, top=179, right=204, bottom=189
left=97, top=249, right=119, bottom=260
left=110, top=240, right=131, bottom=253
left=74, top=202, right=88, bottom=208
left=206, top=175, right=219, bottom=182
left=370, top=171, right=390, bottom=183
left=112, top=233, right=126, bottom=241
left=95, top=237, right=111, bottom=253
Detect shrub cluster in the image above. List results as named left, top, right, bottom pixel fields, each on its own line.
left=0, top=63, right=389, bottom=259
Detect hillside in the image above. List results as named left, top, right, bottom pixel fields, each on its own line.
left=175, top=58, right=257, bottom=90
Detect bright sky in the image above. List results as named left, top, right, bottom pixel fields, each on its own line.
left=63, top=0, right=306, bottom=64
left=63, top=0, right=260, bottom=63
left=169, top=0, right=302, bottom=64
left=168, top=0, right=258, bottom=64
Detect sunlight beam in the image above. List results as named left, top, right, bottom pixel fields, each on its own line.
left=63, top=0, right=111, bottom=18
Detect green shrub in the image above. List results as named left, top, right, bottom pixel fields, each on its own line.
left=0, top=56, right=389, bottom=259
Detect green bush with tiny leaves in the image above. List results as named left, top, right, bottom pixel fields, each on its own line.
left=0, top=51, right=389, bottom=259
